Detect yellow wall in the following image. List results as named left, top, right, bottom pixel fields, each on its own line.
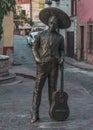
left=32, top=0, right=44, bottom=21
left=2, top=12, right=14, bottom=64
left=3, top=12, right=14, bottom=47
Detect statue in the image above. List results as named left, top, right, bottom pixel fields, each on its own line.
left=31, top=7, right=71, bottom=123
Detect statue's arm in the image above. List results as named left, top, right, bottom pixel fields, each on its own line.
left=32, top=35, right=41, bottom=64
left=58, top=36, right=65, bottom=64
left=59, top=36, right=64, bottom=57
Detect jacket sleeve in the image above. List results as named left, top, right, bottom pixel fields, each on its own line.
left=59, top=35, right=64, bottom=58
left=32, top=34, right=41, bottom=63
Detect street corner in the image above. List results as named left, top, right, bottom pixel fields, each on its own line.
left=9, top=65, right=36, bottom=80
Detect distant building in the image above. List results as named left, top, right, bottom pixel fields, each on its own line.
left=16, top=0, right=30, bottom=18
left=15, top=0, right=45, bottom=26
left=76, top=0, right=93, bottom=64
left=32, top=0, right=45, bottom=27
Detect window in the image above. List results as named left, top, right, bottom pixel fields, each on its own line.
left=71, top=0, right=77, bottom=16
left=88, top=24, right=93, bottom=53
left=22, top=10, right=26, bottom=16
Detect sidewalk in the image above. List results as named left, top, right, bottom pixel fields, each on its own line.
left=0, top=58, right=93, bottom=129
left=9, top=65, right=36, bottom=80
left=65, top=57, right=93, bottom=71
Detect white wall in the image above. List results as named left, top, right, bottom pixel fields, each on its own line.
left=45, top=0, right=76, bottom=55
left=52, top=0, right=70, bottom=15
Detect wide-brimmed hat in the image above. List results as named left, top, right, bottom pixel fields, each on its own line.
left=39, top=7, right=71, bottom=29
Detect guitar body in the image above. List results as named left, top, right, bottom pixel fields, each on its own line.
left=49, top=90, right=70, bottom=121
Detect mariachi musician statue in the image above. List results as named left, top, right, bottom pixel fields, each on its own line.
left=31, top=7, right=71, bottom=123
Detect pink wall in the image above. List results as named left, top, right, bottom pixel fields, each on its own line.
left=78, top=0, right=93, bottom=23
left=77, top=0, right=93, bottom=64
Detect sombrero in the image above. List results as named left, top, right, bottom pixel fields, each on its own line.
left=39, top=7, right=71, bottom=29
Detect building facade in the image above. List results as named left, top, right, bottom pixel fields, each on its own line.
left=16, top=0, right=30, bottom=18
left=15, top=0, right=45, bottom=27
left=77, top=0, right=93, bottom=64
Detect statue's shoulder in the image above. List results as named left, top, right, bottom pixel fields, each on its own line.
left=57, top=32, right=64, bottom=39
left=56, top=33, right=64, bottom=43
left=38, top=29, right=47, bottom=35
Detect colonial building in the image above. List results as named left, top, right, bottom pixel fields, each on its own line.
left=76, top=0, right=93, bottom=64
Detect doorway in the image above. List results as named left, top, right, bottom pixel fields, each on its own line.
left=67, top=32, right=74, bottom=58
left=80, top=26, right=84, bottom=60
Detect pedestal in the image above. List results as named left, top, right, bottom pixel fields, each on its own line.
left=0, top=55, right=16, bottom=84
left=0, top=55, right=10, bottom=76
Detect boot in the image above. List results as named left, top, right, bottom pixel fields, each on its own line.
left=31, top=110, right=39, bottom=123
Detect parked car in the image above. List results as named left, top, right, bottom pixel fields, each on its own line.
left=31, top=27, right=44, bottom=32
left=27, top=31, right=38, bottom=46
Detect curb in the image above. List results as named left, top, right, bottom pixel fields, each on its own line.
left=65, top=60, right=93, bottom=72
left=15, top=72, right=36, bottom=80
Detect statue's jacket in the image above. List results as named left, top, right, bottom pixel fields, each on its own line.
left=32, top=29, right=64, bottom=64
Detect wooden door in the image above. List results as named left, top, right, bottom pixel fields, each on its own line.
left=67, top=32, right=74, bottom=58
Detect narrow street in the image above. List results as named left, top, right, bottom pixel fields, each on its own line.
left=14, top=35, right=93, bottom=95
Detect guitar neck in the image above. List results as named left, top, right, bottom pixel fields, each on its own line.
left=60, top=62, right=64, bottom=96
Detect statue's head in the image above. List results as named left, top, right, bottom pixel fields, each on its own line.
left=39, top=7, right=71, bottom=29
left=48, top=16, right=58, bottom=32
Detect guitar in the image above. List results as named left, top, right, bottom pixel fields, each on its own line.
left=49, top=60, right=70, bottom=121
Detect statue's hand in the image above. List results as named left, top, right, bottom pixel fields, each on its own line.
left=35, top=58, right=41, bottom=64
left=57, top=58, right=64, bottom=65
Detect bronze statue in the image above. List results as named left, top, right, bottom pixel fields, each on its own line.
left=31, top=7, right=71, bottom=123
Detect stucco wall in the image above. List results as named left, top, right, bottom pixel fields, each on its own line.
left=3, top=12, right=14, bottom=47
left=77, top=0, right=93, bottom=64
left=32, top=0, right=44, bottom=22
left=78, top=0, right=93, bottom=23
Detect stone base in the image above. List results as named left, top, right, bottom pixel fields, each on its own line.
left=0, top=73, right=16, bottom=84
left=0, top=75, right=23, bottom=86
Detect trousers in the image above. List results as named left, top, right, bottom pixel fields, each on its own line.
left=31, top=59, right=59, bottom=117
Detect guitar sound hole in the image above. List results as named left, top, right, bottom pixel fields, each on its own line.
left=59, top=98, right=64, bottom=103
